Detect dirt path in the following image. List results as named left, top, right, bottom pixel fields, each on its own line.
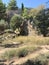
left=0, top=45, right=49, bottom=65
left=12, top=45, right=49, bottom=65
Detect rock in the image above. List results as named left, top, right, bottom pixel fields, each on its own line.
left=7, top=34, right=15, bottom=39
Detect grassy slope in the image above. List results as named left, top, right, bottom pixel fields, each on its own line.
left=0, top=34, right=49, bottom=65
left=0, top=36, right=49, bottom=59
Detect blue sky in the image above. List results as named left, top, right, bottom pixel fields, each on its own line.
left=2, top=0, right=49, bottom=8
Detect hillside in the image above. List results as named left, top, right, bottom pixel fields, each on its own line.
left=0, top=32, right=49, bottom=65
left=0, top=0, right=49, bottom=65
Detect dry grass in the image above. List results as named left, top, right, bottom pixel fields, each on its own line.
left=1, top=45, right=39, bottom=60
left=1, top=35, right=49, bottom=60
left=14, top=36, right=49, bottom=45
left=3, top=36, right=49, bottom=45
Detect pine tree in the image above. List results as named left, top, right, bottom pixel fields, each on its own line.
left=21, top=3, right=24, bottom=16
left=21, top=3, right=24, bottom=13
left=7, top=0, right=18, bottom=10
left=0, top=0, right=6, bottom=20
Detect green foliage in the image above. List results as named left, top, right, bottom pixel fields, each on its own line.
left=17, top=49, right=28, bottom=58
left=7, top=0, right=18, bottom=10
left=0, top=0, right=6, bottom=20
left=10, top=14, right=23, bottom=30
left=29, top=5, right=45, bottom=18
left=29, top=8, right=37, bottom=17
left=0, top=0, right=2, bottom=3
left=0, top=19, right=8, bottom=31
left=21, top=6, right=28, bottom=19
left=21, top=3, right=24, bottom=14
left=35, top=9, right=49, bottom=36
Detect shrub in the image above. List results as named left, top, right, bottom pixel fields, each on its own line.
left=10, top=14, right=23, bottom=30
left=17, top=48, right=28, bottom=58
left=35, top=9, right=49, bottom=37
left=0, top=19, right=8, bottom=32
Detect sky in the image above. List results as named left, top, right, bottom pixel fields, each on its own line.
left=2, top=0, right=49, bottom=8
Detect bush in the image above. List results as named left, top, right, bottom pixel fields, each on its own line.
left=10, top=14, right=23, bottom=30
left=0, top=19, right=8, bottom=32
left=35, top=9, right=49, bottom=37
left=17, top=48, right=28, bottom=58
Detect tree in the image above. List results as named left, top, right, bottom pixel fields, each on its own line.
left=21, top=8, right=28, bottom=19
left=0, top=0, right=6, bottom=20
left=0, top=0, right=2, bottom=3
left=21, top=3, right=24, bottom=14
left=21, top=3, right=28, bottom=19
left=29, top=8, right=37, bottom=17
left=10, top=14, right=23, bottom=30
left=29, top=5, right=45, bottom=18
left=0, top=19, right=8, bottom=32
left=7, top=0, right=18, bottom=10
left=28, top=5, right=45, bottom=30
left=35, top=8, right=49, bottom=36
